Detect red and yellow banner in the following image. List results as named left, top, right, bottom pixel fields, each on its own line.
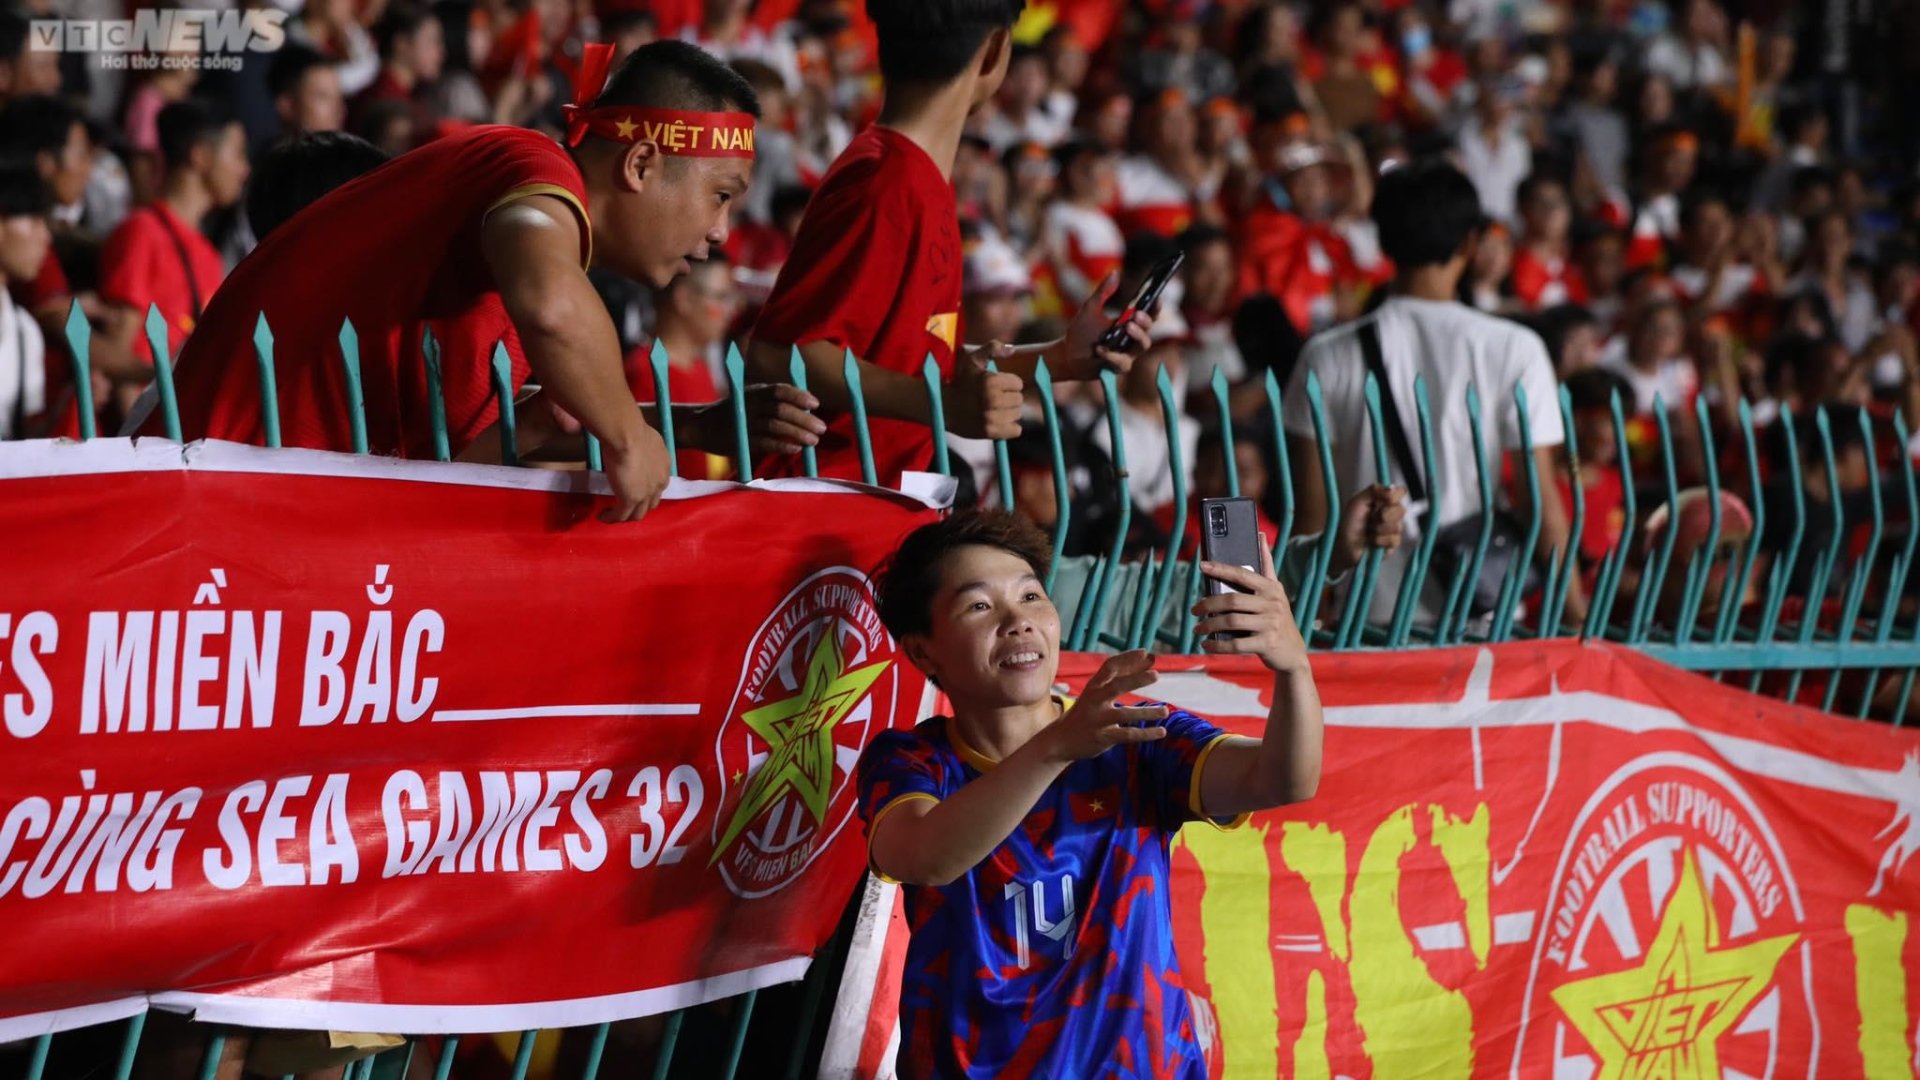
left=828, top=646, right=1920, bottom=1078
left=0, top=440, right=940, bottom=1039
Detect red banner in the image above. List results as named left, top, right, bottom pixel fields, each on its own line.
left=826, top=645, right=1920, bottom=1079
left=0, top=440, right=941, bottom=1039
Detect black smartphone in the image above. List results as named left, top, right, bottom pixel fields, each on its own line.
left=1097, top=251, right=1184, bottom=351
left=1199, top=497, right=1262, bottom=639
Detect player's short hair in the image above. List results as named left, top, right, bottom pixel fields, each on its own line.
left=1371, top=157, right=1482, bottom=271
left=593, top=39, right=761, bottom=121
left=246, top=131, right=389, bottom=241
left=0, top=160, right=51, bottom=219
left=864, top=0, right=1025, bottom=89
left=157, top=98, right=237, bottom=172
left=269, top=42, right=335, bottom=100
left=0, top=95, right=84, bottom=162
left=876, top=509, right=1055, bottom=641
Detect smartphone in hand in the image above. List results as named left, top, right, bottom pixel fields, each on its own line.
left=1098, top=251, right=1184, bottom=351
left=1200, top=496, right=1262, bottom=639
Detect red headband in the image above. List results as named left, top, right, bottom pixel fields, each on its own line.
left=562, top=43, right=758, bottom=157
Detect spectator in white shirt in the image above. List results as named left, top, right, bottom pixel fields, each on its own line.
left=0, top=163, right=51, bottom=439
left=1286, top=159, right=1582, bottom=623
left=1456, top=76, right=1531, bottom=227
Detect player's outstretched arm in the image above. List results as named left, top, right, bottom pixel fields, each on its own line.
left=1187, top=542, right=1325, bottom=817
left=870, top=652, right=1170, bottom=887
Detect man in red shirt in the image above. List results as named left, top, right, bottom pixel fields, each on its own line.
left=748, top=0, right=1151, bottom=487
left=100, top=100, right=248, bottom=413
left=143, top=40, right=820, bottom=523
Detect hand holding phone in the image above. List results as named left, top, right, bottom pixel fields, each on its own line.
left=1193, top=498, right=1311, bottom=673
left=1098, top=251, right=1184, bottom=352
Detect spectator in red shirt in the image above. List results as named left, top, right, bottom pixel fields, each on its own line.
left=1237, top=136, right=1365, bottom=336
left=141, top=41, right=819, bottom=525
left=748, top=0, right=1151, bottom=487
left=629, top=253, right=737, bottom=480
left=98, top=99, right=249, bottom=412
left=1512, top=173, right=1589, bottom=311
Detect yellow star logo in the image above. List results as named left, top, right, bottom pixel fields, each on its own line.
left=710, top=632, right=890, bottom=864
left=1551, top=851, right=1798, bottom=1080
left=1088, top=799, right=1105, bottom=813
left=613, top=117, right=637, bottom=141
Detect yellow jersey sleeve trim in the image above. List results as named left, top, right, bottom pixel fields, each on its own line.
left=865, top=792, right=941, bottom=885
left=1188, top=732, right=1253, bottom=832
left=483, top=182, right=594, bottom=270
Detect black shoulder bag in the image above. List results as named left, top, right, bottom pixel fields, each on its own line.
left=1357, top=318, right=1540, bottom=619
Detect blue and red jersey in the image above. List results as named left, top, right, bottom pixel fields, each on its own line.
left=856, top=706, right=1246, bottom=1079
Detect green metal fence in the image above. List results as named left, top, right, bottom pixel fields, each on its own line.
left=7, top=302, right=1918, bottom=1078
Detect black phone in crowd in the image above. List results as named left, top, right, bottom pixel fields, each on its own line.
left=1199, top=497, right=1263, bottom=640
left=1097, top=251, right=1184, bottom=351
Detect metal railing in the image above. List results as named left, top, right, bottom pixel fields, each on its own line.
left=8, top=301, right=1918, bottom=1078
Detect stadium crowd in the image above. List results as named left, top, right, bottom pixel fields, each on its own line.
left=3, top=0, right=1919, bottom=628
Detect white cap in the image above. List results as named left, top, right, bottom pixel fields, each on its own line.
left=963, top=234, right=1033, bottom=298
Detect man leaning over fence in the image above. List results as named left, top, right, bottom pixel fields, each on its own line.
left=131, top=40, right=823, bottom=523
left=1286, top=158, right=1586, bottom=630
left=746, top=0, right=1153, bottom=489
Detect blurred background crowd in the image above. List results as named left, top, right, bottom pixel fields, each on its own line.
left=4, top=0, right=1920, bottom=627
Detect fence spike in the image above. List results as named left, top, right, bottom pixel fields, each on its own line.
left=113, top=1010, right=147, bottom=1080
left=1295, top=371, right=1340, bottom=643
left=721, top=987, right=760, bottom=1080
left=1713, top=398, right=1765, bottom=645
left=789, top=346, right=818, bottom=477
left=1141, top=363, right=1189, bottom=649
left=253, top=314, right=280, bottom=448
left=145, top=305, right=182, bottom=442
left=726, top=342, right=752, bottom=482
left=1264, top=370, right=1296, bottom=564
left=984, top=358, right=1014, bottom=508
left=843, top=349, right=877, bottom=485
left=1440, top=383, right=1496, bottom=644
left=921, top=353, right=950, bottom=477
left=488, top=338, right=515, bottom=466
left=1787, top=407, right=1845, bottom=703
left=421, top=327, right=451, bottom=462
left=649, top=1011, right=685, bottom=1080
left=63, top=300, right=96, bottom=439
left=337, top=318, right=368, bottom=454
left=648, top=339, right=678, bottom=474
left=1584, top=388, right=1637, bottom=640
left=1490, top=382, right=1542, bottom=643
left=1034, top=359, right=1070, bottom=590
left=1335, top=370, right=1393, bottom=648
left=1078, top=369, right=1132, bottom=646
left=1538, top=384, right=1582, bottom=638
left=1211, top=366, right=1239, bottom=496
left=1389, top=376, right=1444, bottom=646
left=1626, top=396, right=1681, bottom=644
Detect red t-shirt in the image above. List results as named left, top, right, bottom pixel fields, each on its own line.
left=142, top=125, right=590, bottom=457
left=1235, top=205, right=1361, bottom=335
left=100, top=202, right=227, bottom=364
left=1512, top=249, right=1590, bottom=311
left=752, top=126, right=962, bottom=485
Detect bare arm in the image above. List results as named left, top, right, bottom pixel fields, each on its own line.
left=481, top=195, right=668, bottom=521
left=1189, top=543, right=1324, bottom=815
left=869, top=653, right=1171, bottom=887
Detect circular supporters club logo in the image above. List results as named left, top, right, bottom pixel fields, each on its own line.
left=1513, top=754, right=1814, bottom=1080
left=711, top=567, right=899, bottom=899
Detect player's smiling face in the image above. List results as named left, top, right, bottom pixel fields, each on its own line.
left=908, top=545, right=1061, bottom=711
